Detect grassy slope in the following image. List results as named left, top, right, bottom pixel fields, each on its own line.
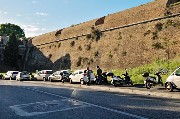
left=111, top=57, right=180, bottom=84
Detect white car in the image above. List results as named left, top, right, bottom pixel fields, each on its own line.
left=165, top=67, right=180, bottom=92
left=16, top=71, right=30, bottom=81
left=33, top=70, right=53, bottom=81
left=69, top=69, right=95, bottom=84
left=4, top=71, right=19, bottom=80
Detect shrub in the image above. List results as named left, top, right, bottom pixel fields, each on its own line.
left=78, top=46, right=82, bottom=51
left=94, top=51, right=99, bottom=57
left=152, top=42, right=164, bottom=49
left=48, top=54, right=52, bottom=59
left=144, top=30, right=151, bottom=36
left=70, top=41, right=75, bottom=47
left=58, top=43, right=61, bottom=48
left=86, top=34, right=91, bottom=39
left=109, top=54, right=113, bottom=58
left=152, top=32, right=158, bottom=40
left=86, top=27, right=102, bottom=41
left=85, top=44, right=91, bottom=51
left=92, top=29, right=102, bottom=41
left=122, top=50, right=127, bottom=56
left=155, top=22, right=163, bottom=31
left=76, top=57, right=82, bottom=67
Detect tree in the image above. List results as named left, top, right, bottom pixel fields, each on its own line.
left=4, top=33, right=19, bottom=68
left=0, top=23, right=25, bottom=38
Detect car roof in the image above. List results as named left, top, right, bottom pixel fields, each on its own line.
left=7, top=71, right=19, bottom=73
left=41, top=70, right=52, bottom=71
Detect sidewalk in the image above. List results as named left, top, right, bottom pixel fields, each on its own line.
left=39, top=81, right=180, bottom=99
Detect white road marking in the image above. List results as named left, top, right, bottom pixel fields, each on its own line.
left=10, top=101, right=89, bottom=116
left=10, top=87, right=148, bottom=119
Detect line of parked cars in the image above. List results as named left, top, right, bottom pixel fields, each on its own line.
left=1, top=67, right=180, bottom=92
left=2, top=69, right=96, bottom=85
left=3, top=71, right=30, bottom=81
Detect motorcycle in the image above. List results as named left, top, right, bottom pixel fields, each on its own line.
left=109, top=72, right=133, bottom=87
left=95, top=72, right=108, bottom=85
left=142, top=71, right=163, bottom=89
left=61, top=73, right=70, bottom=83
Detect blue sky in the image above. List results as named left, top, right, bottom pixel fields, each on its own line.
left=0, top=0, right=153, bottom=37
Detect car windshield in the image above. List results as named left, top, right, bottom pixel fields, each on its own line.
left=62, top=71, right=69, bottom=74
left=46, top=71, right=53, bottom=74
left=12, top=72, right=19, bottom=74
left=22, top=71, right=28, bottom=75
left=175, top=68, right=180, bottom=76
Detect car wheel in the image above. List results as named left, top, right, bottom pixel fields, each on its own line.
left=166, top=82, right=174, bottom=92
left=70, top=79, right=73, bottom=84
left=145, top=81, right=151, bottom=89
left=50, top=78, right=53, bottom=82
left=80, top=79, right=85, bottom=85
left=43, top=77, right=46, bottom=81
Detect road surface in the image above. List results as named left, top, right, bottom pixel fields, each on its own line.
left=0, top=80, right=180, bottom=119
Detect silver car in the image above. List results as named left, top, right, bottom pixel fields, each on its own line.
left=33, top=70, right=53, bottom=81
left=165, top=67, right=180, bottom=92
left=16, top=71, right=30, bottom=81
left=48, top=70, right=71, bottom=82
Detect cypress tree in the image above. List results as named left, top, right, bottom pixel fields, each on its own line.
left=4, top=33, right=19, bottom=69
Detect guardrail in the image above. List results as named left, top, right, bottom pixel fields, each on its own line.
left=35, top=13, right=180, bottom=47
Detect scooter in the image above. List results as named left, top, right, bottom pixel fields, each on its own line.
left=142, top=71, right=163, bottom=89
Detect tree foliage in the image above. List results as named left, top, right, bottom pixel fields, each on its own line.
left=0, top=23, right=25, bottom=38
left=4, top=33, right=19, bottom=68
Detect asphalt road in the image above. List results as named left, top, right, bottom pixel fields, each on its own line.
left=0, top=80, right=180, bottom=119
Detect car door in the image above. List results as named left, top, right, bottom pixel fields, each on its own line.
left=76, top=71, right=84, bottom=82
left=36, top=71, right=43, bottom=80
left=55, top=71, right=61, bottom=80
left=72, top=70, right=82, bottom=82
left=173, top=68, right=180, bottom=88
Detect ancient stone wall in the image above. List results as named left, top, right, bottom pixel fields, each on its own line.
left=28, top=0, right=180, bottom=71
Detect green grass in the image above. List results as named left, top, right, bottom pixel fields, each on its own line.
left=112, top=58, right=180, bottom=84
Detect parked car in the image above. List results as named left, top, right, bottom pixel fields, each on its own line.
left=48, top=71, right=62, bottom=82
left=33, top=70, right=53, bottom=81
left=69, top=69, right=95, bottom=84
left=16, top=71, right=30, bottom=81
left=165, top=67, right=180, bottom=92
left=4, top=71, right=19, bottom=80
left=48, top=70, right=71, bottom=82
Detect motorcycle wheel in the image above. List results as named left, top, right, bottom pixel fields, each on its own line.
left=145, top=81, right=152, bottom=89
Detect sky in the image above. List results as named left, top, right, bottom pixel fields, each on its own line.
left=0, top=0, right=154, bottom=38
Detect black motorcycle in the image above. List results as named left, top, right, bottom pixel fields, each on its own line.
left=95, top=72, right=108, bottom=85
left=142, top=71, right=163, bottom=89
left=61, top=73, right=70, bottom=83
